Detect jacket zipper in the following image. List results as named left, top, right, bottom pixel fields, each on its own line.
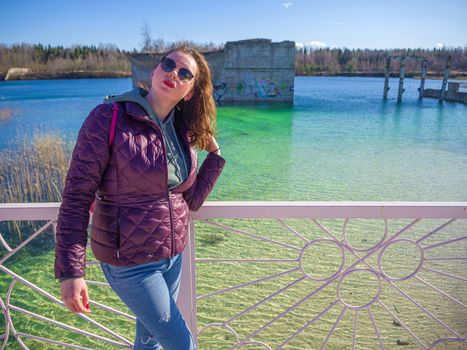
left=167, top=189, right=175, bottom=256
left=146, top=118, right=175, bottom=257
left=117, top=206, right=121, bottom=259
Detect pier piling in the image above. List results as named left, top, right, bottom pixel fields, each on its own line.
left=418, top=60, right=427, bottom=99
left=439, top=56, right=451, bottom=102
left=397, top=57, right=406, bottom=102
left=383, top=57, right=391, bottom=99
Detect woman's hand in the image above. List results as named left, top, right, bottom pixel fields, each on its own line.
left=205, top=135, right=221, bottom=156
left=60, top=278, right=91, bottom=314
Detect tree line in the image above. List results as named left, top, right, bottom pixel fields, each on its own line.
left=0, top=41, right=223, bottom=77
left=0, top=43, right=131, bottom=75
left=1, top=43, right=465, bottom=78
left=296, top=47, right=467, bottom=77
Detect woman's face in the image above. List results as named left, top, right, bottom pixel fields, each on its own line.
left=150, top=51, right=198, bottom=102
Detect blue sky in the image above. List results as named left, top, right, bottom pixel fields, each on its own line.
left=1, top=0, right=466, bottom=50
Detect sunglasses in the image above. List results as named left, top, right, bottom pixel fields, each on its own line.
left=160, top=57, right=194, bottom=83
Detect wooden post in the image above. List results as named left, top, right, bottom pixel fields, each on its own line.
left=439, top=55, right=451, bottom=102
left=397, top=57, right=406, bottom=102
left=383, top=57, right=391, bottom=99
left=419, top=59, right=427, bottom=99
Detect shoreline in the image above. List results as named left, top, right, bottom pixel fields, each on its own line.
left=296, top=72, right=467, bottom=80
left=0, top=71, right=465, bottom=81
left=0, top=70, right=131, bottom=81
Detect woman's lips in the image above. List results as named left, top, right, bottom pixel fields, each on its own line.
left=163, top=80, right=175, bottom=88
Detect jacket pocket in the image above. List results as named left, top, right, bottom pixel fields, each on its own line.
left=91, top=200, right=119, bottom=250
left=91, top=226, right=119, bottom=249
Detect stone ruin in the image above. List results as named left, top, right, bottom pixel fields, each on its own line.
left=129, top=39, right=296, bottom=103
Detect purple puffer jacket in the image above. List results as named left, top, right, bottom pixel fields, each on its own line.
left=54, top=102, right=225, bottom=279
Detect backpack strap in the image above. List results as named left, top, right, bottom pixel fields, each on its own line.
left=109, top=102, right=118, bottom=146
left=90, top=102, right=118, bottom=215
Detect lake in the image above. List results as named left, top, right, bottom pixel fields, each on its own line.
left=0, top=76, right=466, bottom=201
left=1, top=77, right=466, bottom=349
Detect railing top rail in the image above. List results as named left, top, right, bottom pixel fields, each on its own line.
left=1, top=202, right=466, bottom=220
left=0, top=202, right=61, bottom=221
left=195, top=202, right=467, bottom=219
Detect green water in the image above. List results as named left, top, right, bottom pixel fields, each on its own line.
left=212, top=81, right=466, bottom=202
left=1, top=77, right=466, bottom=200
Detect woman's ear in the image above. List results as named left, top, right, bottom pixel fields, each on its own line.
left=184, top=91, right=194, bottom=101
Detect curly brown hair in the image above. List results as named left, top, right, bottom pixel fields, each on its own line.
left=162, top=45, right=217, bottom=150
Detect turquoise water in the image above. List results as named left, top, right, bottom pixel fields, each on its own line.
left=0, top=77, right=466, bottom=201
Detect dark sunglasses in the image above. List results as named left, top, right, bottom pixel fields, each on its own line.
left=160, top=57, right=194, bottom=83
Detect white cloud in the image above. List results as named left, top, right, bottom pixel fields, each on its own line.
left=435, top=43, right=445, bottom=49
left=309, top=41, right=328, bottom=49
left=295, top=41, right=329, bottom=50
left=282, top=2, right=293, bottom=9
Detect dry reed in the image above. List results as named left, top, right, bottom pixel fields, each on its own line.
left=0, top=133, right=71, bottom=203
left=0, top=132, right=72, bottom=242
left=0, top=107, right=16, bottom=121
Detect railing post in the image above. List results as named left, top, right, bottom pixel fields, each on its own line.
left=178, top=220, right=198, bottom=336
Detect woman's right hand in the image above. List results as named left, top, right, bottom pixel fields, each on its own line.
left=60, top=278, right=91, bottom=314
left=205, top=135, right=221, bottom=155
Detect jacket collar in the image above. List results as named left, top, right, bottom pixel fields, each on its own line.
left=123, top=101, right=191, bottom=142
left=124, top=101, right=151, bottom=120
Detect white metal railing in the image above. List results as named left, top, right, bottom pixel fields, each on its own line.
left=1, top=202, right=466, bottom=349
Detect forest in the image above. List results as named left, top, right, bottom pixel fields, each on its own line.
left=1, top=42, right=465, bottom=79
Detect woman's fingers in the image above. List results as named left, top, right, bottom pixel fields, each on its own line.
left=81, top=285, right=91, bottom=312
left=61, top=278, right=91, bottom=314
left=71, top=296, right=91, bottom=314
left=63, top=298, right=78, bottom=313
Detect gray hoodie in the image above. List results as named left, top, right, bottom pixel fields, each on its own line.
left=106, top=88, right=189, bottom=189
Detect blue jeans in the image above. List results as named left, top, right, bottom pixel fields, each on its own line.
left=100, top=254, right=196, bottom=350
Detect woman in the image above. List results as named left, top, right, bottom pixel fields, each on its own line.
left=55, top=46, right=225, bottom=349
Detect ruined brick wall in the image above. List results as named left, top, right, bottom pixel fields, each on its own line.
left=128, top=39, right=295, bottom=103
left=216, top=39, right=295, bottom=102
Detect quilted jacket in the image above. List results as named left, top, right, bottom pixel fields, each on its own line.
left=54, top=101, right=225, bottom=279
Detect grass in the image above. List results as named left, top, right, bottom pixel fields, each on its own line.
left=1, top=134, right=466, bottom=349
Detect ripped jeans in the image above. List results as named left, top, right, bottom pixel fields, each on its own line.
left=100, top=253, right=196, bottom=350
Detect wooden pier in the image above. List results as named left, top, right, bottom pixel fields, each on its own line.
left=383, top=55, right=466, bottom=104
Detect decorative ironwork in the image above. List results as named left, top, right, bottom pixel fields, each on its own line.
left=1, top=203, right=466, bottom=349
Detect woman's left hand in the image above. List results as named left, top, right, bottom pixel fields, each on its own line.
left=206, top=135, right=221, bottom=155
